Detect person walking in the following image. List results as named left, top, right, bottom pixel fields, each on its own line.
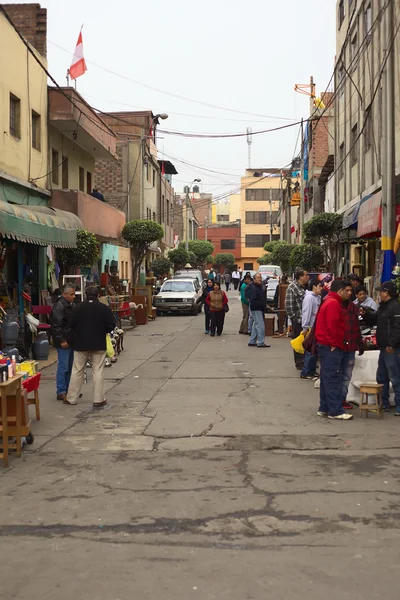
left=224, top=271, right=231, bottom=292
left=215, top=271, right=222, bottom=285
left=205, top=281, right=228, bottom=336
left=315, top=279, right=353, bottom=420
left=202, top=278, right=214, bottom=334
left=208, top=269, right=215, bottom=281
left=239, top=273, right=252, bottom=334
left=361, top=281, right=400, bottom=413
left=247, top=273, right=270, bottom=348
left=51, top=284, right=76, bottom=401
left=285, top=270, right=309, bottom=369
left=340, top=283, right=364, bottom=410
left=64, top=286, right=116, bottom=407
left=231, top=268, right=240, bottom=291
left=300, top=279, right=323, bottom=380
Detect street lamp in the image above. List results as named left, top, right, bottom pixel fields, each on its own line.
left=185, top=179, right=201, bottom=251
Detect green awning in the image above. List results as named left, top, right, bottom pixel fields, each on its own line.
left=0, top=201, right=83, bottom=248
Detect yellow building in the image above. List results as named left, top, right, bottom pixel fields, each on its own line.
left=230, top=170, right=281, bottom=271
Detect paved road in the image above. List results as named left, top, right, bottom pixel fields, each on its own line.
left=1, top=291, right=399, bottom=599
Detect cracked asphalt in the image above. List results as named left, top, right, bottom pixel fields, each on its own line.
left=1, top=290, right=400, bottom=599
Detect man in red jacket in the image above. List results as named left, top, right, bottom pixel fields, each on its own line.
left=315, top=279, right=354, bottom=420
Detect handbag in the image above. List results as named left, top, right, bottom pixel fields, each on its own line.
left=290, top=331, right=305, bottom=354
left=302, top=310, right=321, bottom=355
left=106, top=334, right=115, bottom=358
left=223, top=304, right=230, bottom=313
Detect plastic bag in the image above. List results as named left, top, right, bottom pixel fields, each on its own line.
left=290, top=331, right=305, bottom=354
left=106, top=334, right=115, bottom=358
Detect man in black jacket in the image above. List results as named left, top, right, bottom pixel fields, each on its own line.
left=64, top=286, right=116, bottom=407
left=247, top=273, right=270, bottom=348
left=51, top=284, right=76, bottom=400
left=362, top=281, right=400, bottom=413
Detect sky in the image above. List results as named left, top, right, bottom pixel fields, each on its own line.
left=8, top=0, right=336, bottom=200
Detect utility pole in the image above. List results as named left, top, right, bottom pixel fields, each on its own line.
left=204, top=217, right=208, bottom=241
left=269, top=187, right=273, bottom=242
left=286, top=174, right=292, bottom=242
left=382, top=0, right=395, bottom=270
left=246, top=127, right=252, bottom=169
left=185, top=188, right=190, bottom=251
left=299, top=118, right=305, bottom=242
left=140, top=137, right=145, bottom=219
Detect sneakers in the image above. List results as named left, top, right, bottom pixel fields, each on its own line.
left=328, top=413, right=353, bottom=420
left=56, top=393, right=66, bottom=401
left=300, top=374, right=314, bottom=380
left=342, top=402, right=354, bottom=410
left=257, top=344, right=271, bottom=348
left=317, top=411, right=328, bottom=417
left=205, top=330, right=210, bottom=334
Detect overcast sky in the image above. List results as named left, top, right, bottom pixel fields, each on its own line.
left=10, top=0, right=336, bottom=199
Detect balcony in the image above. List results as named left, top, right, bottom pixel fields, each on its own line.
left=51, top=190, right=125, bottom=241
left=48, top=87, right=117, bottom=160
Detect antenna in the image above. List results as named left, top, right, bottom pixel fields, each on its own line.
left=246, top=127, right=252, bottom=169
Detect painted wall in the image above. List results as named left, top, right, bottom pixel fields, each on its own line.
left=49, top=126, right=96, bottom=192
left=118, top=247, right=132, bottom=283
left=0, top=12, right=48, bottom=185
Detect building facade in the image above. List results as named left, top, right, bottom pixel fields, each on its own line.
left=197, top=221, right=241, bottom=261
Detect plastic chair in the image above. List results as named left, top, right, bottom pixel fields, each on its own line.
left=32, top=306, right=52, bottom=335
left=23, top=372, right=41, bottom=421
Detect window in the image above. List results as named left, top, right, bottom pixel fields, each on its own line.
left=62, top=156, right=69, bottom=188
left=52, top=149, right=59, bottom=185
left=9, top=94, right=21, bottom=139
left=245, top=211, right=268, bottom=224
left=221, top=239, right=236, bottom=250
left=31, top=111, right=41, bottom=150
left=244, top=262, right=253, bottom=270
left=217, top=214, right=229, bottom=222
left=339, top=142, right=345, bottom=179
left=153, top=211, right=156, bottom=221
left=167, top=200, right=170, bottom=225
left=351, top=123, right=358, bottom=166
left=350, top=31, right=357, bottom=65
left=365, top=4, right=372, bottom=37
left=245, top=188, right=280, bottom=201
left=152, top=169, right=156, bottom=187
left=79, top=167, right=85, bottom=192
left=245, top=234, right=270, bottom=248
left=338, top=0, right=345, bottom=28
left=364, top=106, right=372, bottom=150
left=338, top=64, right=345, bottom=97
left=87, top=171, right=92, bottom=194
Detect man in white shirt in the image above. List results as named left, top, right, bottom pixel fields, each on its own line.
left=232, top=269, right=240, bottom=290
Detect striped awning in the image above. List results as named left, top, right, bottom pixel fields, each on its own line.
left=0, top=202, right=82, bottom=248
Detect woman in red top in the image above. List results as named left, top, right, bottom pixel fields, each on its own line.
left=205, top=281, right=228, bottom=336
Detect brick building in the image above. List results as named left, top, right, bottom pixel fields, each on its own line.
left=197, top=221, right=241, bottom=261
left=2, top=3, right=47, bottom=56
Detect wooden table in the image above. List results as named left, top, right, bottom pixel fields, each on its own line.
left=0, top=375, right=26, bottom=467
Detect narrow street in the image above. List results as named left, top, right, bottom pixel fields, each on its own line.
left=1, top=293, right=399, bottom=599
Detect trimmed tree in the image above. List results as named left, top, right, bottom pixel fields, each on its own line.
left=289, top=244, right=324, bottom=273
left=150, top=257, right=173, bottom=279
left=182, top=240, right=215, bottom=267
left=213, top=253, right=235, bottom=269
left=58, top=229, right=99, bottom=268
left=168, top=246, right=190, bottom=269
left=263, top=240, right=282, bottom=254
left=257, top=254, right=274, bottom=265
left=271, top=241, right=295, bottom=274
left=122, top=219, right=164, bottom=285
left=303, top=213, right=343, bottom=272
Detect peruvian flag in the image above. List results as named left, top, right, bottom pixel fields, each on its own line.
left=290, top=224, right=296, bottom=234
left=69, top=30, right=87, bottom=80
left=161, top=161, right=165, bottom=176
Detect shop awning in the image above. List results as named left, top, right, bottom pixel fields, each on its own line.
left=357, top=191, right=382, bottom=237
left=0, top=201, right=83, bottom=247
left=342, top=200, right=361, bottom=229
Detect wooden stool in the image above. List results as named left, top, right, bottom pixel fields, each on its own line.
left=360, top=383, right=384, bottom=419
left=0, top=375, right=24, bottom=466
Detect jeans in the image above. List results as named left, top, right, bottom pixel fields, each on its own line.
left=68, top=350, right=106, bottom=405
left=301, top=351, right=318, bottom=377
left=56, top=347, right=74, bottom=395
left=232, top=278, right=240, bottom=290
left=204, top=306, right=211, bottom=332
left=249, top=310, right=265, bottom=346
left=318, top=344, right=344, bottom=417
left=239, top=303, right=249, bottom=334
left=291, top=319, right=304, bottom=368
left=225, top=282, right=230, bottom=291
left=248, top=307, right=254, bottom=334
left=376, top=349, right=400, bottom=411
left=339, top=351, right=355, bottom=404
left=210, top=311, right=225, bottom=335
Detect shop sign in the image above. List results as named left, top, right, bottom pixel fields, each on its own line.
left=291, top=191, right=300, bottom=206
left=357, top=191, right=382, bottom=237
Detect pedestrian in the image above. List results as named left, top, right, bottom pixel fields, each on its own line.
left=51, top=284, right=76, bottom=401
left=247, top=273, right=270, bottom=348
left=348, top=273, right=363, bottom=301
left=285, top=270, right=309, bottom=369
left=64, top=286, right=116, bottom=407
left=202, top=278, right=214, bottom=334
left=315, top=279, right=354, bottom=420
left=300, top=279, right=323, bottom=380
left=215, top=271, right=222, bottom=285
left=208, top=269, right=215, bottom=281
left=231, top=268, right=241, bottom=290
left=238, top=267, right=243, bottom=280
left=353, top=286, right=378, bottom=312
left=239, top=271, right=251, bottom=292
left=361, top=281, right=400, bottom=414
left=205, top=281, right=228, bottom=336
left=224, top=271, right=231, bottom=292
left=341, top=282, right=364, bottom=409
left=239, top=273, right=252, bottom=334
